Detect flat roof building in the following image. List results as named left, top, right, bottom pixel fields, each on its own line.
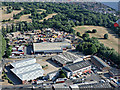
left=78, top=82, right=111, bottom=88
left=10, top=58, right=44, bottom=84
left=52, top=52, right=83, bottom=66
left=33, top=42, right=71, bottom=54
left=63, top=61, right=91, bottom=78
left=91, top=56, right=110, bottom=72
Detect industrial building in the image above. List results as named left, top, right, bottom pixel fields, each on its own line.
left=10, top=58, right=44, bottom=84
left=47, top=71, right=59, bottom=81
left=62, top=61, right=91, bottom=78
left=119, top=1, right=120, bottom=12
left=91, top=56, right=110, bottom=72
left=109, top=67, right=120, bottom=79
left=52, top=52, right=83, bottom=66
left=33, top=42, right=71, bottom=54
left=78, top=82, right=111, bottom=88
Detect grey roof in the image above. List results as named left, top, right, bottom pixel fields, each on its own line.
left=52, top=52, right=83, bottom=65
left=78, top=82, right=112, bottom=88
left=109, top=67, right=120, bottom=76
left=66, top=61, right=91, bottom=72
left=33, top=42, right=71, bottom=52
left=92, top=56, right=110, bottom=68
left=53, top=83, right=70, bottom=90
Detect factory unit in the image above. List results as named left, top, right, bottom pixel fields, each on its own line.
left=52, top=52, right=83, bottom=66
left=10, top=58, right=44, bottom=84
left=90, top=56, right=110, bottom=72
left=109, top=68, right=120, bottom=80
left=33, top=42, right=71, bottom=54
left=62, top=61, right=91, bottom=78
left=47, top=71, right=59, bottom=81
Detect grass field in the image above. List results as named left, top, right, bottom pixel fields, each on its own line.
left=39, top=13, right=57, bottom=22
left=73, top=25, right=119, bottom=53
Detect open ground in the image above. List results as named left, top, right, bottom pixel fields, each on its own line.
left=73, top=25, right=119, bottom=53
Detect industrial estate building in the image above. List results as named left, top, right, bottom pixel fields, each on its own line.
left=78, top=82, right=111, bottom=88
left=10, top=58, right=44, bottom=84
left=33, top=42, right=71, bottom=54
left=63, top=61, right=91, bottom=78
left=109, top=67, right=120, bottom=79
left=52, top=52, right=83, bottom=66
left=91, top=56, right=110, bottom=72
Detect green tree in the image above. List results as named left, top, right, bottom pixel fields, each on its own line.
left=92, top=29, right=97, bottom=33
left=104, top=33, right=108, bottom=39
left=76, top=32, right=80, bottom=37
left=82, top=33, right=89, bottom=38
left=11, top=24, right=16, bottom=32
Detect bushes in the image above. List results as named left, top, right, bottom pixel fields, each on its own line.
left=76, top=32, right=80, bottom=37
left=92, top=29, right=97, bottom=33
left=82, top=33, right=89, bottom=38
left=104, top=33, right=108, bottom=39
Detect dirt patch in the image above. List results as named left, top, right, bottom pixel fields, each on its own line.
left=14, top=14, right=32, bottom=23
left=73, top=25, right=119, bottom=53
left=39, top=13, right=57, bottom=22
left=1, top=6, right=24, bottom=21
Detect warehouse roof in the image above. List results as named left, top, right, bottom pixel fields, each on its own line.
left=53, top=83, right=70, bottom=90
left=92, top=56, right=110, bottom=68
left=65, top=61, right=91, bottom=72
left=10, top=58, right=36, bottom=68
left=52, top=52, right=83, bottom=65
left=11, top=63, right=42, bottom=74
left=10, top=58, right=44, bottom=81
left=78, top=82, right=111, bottom=88
left=33, top=42, right=71, bottom=52
left=109, top=67, right=120, bottom=76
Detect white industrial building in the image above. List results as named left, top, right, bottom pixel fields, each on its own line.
left=33, top=42, right=71, bottom=54
left=10, top=58, right=44, bottom=84
left=52, top=52, right=83, bottom=66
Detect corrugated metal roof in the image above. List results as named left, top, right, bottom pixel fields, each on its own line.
left=66, top=61, right=91, bottom=72
left=92, top=56, right=110, bottom=68
left=11, top=63, right=42, bottom=74
left=10, top=58, right=36, bottom=68
left=10, top=58, right=44, bottom=81
left=78, top=82, right=111, bottom=88
left=33, top=42, right=71, bottom=52
left=52, top=52, right=83, bottom=65
left=16, top=68, right=44, bottom=81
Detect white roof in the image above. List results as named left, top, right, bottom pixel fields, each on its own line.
left=10, top=58, right=36, bottom=68
left=11, top=63, right=42, bottom=74
left=13, top=68, right=44, bottom=81
left=10, top=58, right=44, bottom=81
left=33, top=42, right=71, bottom=52
left=69, top=84, right=79, bottom=88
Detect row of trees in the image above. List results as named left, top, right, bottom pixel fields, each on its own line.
left=76, top=36, right=120, bottom=68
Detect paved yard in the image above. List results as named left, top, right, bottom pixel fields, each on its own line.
left=36, top=58, right=60, bottom=76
